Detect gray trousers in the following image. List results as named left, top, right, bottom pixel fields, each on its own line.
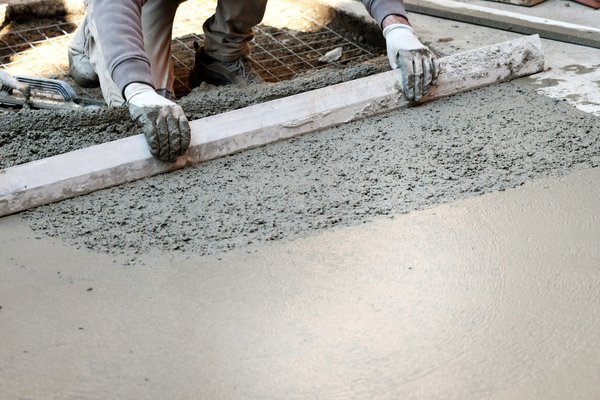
left=72, top=0, right=268, bottom=106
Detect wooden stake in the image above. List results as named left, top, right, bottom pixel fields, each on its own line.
left=0, top=35, right=545, bottom=217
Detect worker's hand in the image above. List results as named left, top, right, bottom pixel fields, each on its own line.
left=125, top=83, right=191, bottom=162
left=383, top=23, right=439, bottom=102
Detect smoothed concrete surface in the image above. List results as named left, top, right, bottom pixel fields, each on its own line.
left=1, top=167, right=600, bottom=399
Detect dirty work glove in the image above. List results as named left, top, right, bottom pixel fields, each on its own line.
left=383, top=23, right=439, bottom=102
left=125, top=83, right=191, bottom=162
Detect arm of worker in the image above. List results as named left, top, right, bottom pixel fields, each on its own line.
left=360, top=0, right=439, bottom=102
left=90, top=0, right=191, bottom=161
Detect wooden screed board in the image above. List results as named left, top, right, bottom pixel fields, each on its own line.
left=0, top=35, right=545, bottom=217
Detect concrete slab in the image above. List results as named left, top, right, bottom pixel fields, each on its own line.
left=460, top=0, right=599, bottom=27
left=408, top=12, right=600, bottom=115
left=1, top=166, right=600, bottom=399
left=404, top=0, right=600, bottom=48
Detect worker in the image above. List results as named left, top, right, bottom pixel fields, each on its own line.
left=68, top=0, right=439, bottom=162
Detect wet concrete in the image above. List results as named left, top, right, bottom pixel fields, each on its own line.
left=1, top=1, right=600, bottom=397
left=0, top=63, right=386, bottom=169
left=2, top=166, right=600, bottom=399
left=18, top=81, right=600, bottom=261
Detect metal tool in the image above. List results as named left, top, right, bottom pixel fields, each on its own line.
left=0, top=69, right=105, bottom=111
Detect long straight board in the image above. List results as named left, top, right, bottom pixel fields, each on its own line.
left=0, top=35, right=545, bottom=217
left=405, top=0, right=600, bottom=48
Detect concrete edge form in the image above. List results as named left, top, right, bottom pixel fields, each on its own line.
left=0, top=35, right=544, bottom=217
left=404, top=0, right=600, bottom=48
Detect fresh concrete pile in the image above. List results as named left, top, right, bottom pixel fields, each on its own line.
left=0, top=0, right=597, bottom=261
left=19, top=79, right=600, bottom=261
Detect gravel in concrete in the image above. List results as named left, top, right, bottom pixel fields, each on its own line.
left=20, top=80, right=600, bottom=260
left=0, top=63, right=385, bottom=169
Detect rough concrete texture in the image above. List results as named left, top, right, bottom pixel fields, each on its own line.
left=0, top=63, right=385, bottom=169
left=20, top=81, right=600, bottom=261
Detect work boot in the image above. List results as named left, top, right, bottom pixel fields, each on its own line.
left=189, top=43, right=263, bottom=88
left=68, top=20, right=99, bottom=88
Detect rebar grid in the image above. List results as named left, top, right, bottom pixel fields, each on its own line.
left=0, top=1, right=374, bottom=100
left=0, top=22, right=73, bottom=74
left=0, top=20, right=99, bottom=99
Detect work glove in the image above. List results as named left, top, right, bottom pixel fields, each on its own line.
left=125, top=83, right=191, bottom=162
left=383, top=23, right=439, bottom=102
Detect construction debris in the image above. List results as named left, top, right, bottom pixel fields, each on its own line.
left=318, top=47, right=343, bottom=63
